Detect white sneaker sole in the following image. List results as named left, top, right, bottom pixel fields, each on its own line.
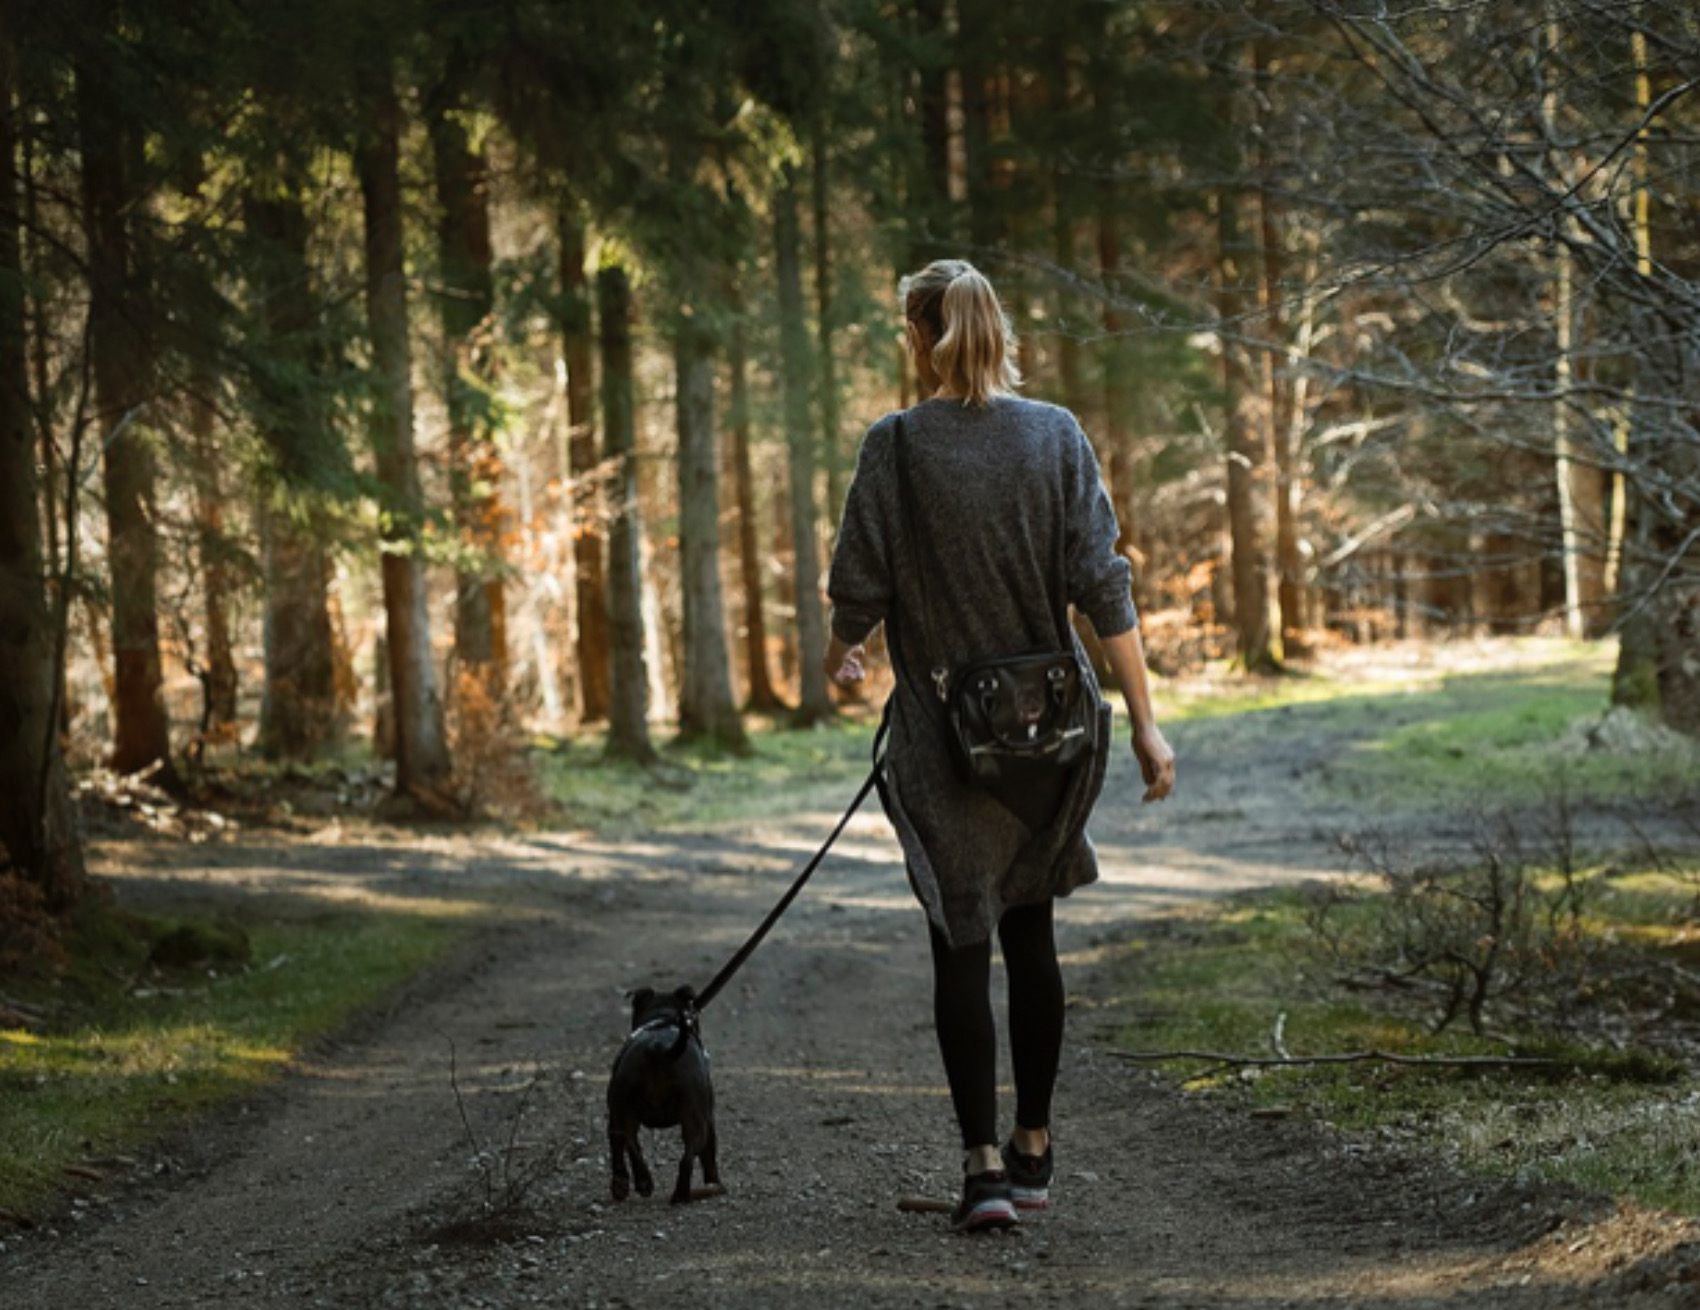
left=1010, top=1186, right=1051, bottom=1210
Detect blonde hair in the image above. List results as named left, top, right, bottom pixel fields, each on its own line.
left=900, top=259, right=1022, bottom=407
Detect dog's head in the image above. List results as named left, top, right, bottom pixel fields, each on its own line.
left=627, top=983, right=698, bottom=1032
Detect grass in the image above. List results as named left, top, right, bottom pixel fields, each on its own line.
left=536, top=709, right=882, bottom=832
left=1095, top=871, right=1700, bottom=1216
left=0, top=902, right=468, bottom=1219
left=1164, top=638, right=1700, bottom=806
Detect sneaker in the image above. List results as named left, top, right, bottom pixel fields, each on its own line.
left=1000, top=1139, right=1054, bottom=1210
left=951, top=1169, right=1018, bottom=1233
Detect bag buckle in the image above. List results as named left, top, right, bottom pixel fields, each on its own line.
left=932, top=667, right=950, bottom=702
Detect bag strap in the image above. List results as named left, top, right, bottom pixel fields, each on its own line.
left=890, top=411, right=1074, bottom=700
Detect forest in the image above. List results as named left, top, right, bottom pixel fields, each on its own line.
left=3, top=0, right=1699, bottom=924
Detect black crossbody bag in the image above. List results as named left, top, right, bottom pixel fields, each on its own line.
left=891, top=413, right=1099, bottom=785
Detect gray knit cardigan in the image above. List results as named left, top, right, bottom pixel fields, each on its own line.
left=827, top=396, right=1138, bottom=947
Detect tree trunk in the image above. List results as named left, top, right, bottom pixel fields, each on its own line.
left=775, top=165, right=832, bottom=724
left=910, top=0, right=953, bottom=267
left=257, top=502, right=339, bottom=760
left=957, top=0, right=999, bottom=254
left=188, top=372, right=238, bottom=738
left=1053, top=207, right=1084, bottom=414
left=426, top=86, right=506, bottom=694
left=812, top=112, right=847, bottom=529
left=1090, top=39, right=1138, bottom=582
left=1609, top=28, right=1662, bottom=716
left=1096, top=202, right=1137, bottom=570
left=728, top=298, right=786, bottom=713
left=24, top=107, right=69, bottom=739
left=0, top=26, right=84, bottom=906
left=1215, top=63, right=1278, bottom=674
left=672, top=317, right=746, bottom=749
left=596, top=263, right=656, bottom=762
left=1255, top=38, right=1305, bottom=657
left=557, top=204, right=613, bottom=723
left=357, top=55, right=454, bottom=801
left=245, top=167, right=343, bottom=760
left=75, top=54, right=177, bottom=785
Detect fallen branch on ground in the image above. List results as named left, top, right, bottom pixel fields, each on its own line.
left=1107, top=1048, right=1562, bottom=1071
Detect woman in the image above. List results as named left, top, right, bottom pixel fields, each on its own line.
left=824, top=259, right=1176, bottom=1232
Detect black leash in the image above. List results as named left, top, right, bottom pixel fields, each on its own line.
left=693, top=713, right=888, bottom=1012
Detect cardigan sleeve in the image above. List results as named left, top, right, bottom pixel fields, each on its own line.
left=827, top=420, right=895, bottom=645
left=1063, top=419, right=1139, bottom=638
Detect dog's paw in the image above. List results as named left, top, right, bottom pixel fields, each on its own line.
left=610, top=1175, right=630, bottom=1202
left=633, top=1169, right=654, bottom=1198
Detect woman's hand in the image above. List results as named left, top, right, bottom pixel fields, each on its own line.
left=1132, top=721, right=1176, bottom=803
left=824, top=636, right=867, bottom=688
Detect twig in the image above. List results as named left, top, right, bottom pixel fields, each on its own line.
left=1271, top=1012, right=1292, bottom=1061
left=1107, top=1048, right=1561, bottom=1071
left=445, top=1038, right=495, bottom=1209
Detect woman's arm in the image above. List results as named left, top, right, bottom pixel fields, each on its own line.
left=1099, top=626, right=1176, bottom=803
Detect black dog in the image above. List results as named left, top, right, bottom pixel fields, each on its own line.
left=606, top=984, right=720, bottom=1204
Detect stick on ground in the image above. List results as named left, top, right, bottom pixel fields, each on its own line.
left=1108, top=1048, right=1561, bottom=1071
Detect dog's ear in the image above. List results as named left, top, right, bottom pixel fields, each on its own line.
left=626, top=986, right=656, bottom=1021
left=673, top=984, right=697, bottom=1009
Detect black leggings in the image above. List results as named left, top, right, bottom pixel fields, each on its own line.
left=927, top=899, right=1065, bottom=1150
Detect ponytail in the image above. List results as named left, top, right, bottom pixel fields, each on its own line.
left=900, top=259, right=1022, bottom=407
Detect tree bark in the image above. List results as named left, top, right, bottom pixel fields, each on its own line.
left=257, top=502, right=339, bottom=761
left=557, top=204, right=613, bottom=723
left=188, top=372, right=238, bottom=737
left=812, top=112, right=847, bottom=531
left=910, top=0, right=954, bottom=267
left=775, top=165, right=832, bottom=724
left=75, top=50, right=177, bottom=784
left=1215, top=50, right=1278, bottom=673
left=1096, top=202, right=1137, bottom=568
left=1255, top=38, right=1305, bottom=656
left=356, top=55, right=454, bottom=801
left=1089, top=39, right=1138, bottom=585
left=245, top=167, right=343, bottom=760
left=672, top=316, right=746, bottom=749
left=426, top=84, right=506, bottom=694
left=0, top=25, right=84, bottom=905
left=728, top=297, right=786, bottom=713
left=957, top=0, right=999, bottom=253
left=596, top=263, right=656, bottom=762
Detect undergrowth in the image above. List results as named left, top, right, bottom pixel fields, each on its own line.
left=0, top=901, right=466, bottom=1220
left=1098, top=860, right=1700, bottom=1217
left=537, top=709, right=880, bottom=833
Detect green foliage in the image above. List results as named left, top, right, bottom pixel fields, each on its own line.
left=0, top=901, right=466, bottom=1218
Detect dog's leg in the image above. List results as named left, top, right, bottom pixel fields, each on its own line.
left=669, top=1131, right=697, bottom=1205
left=608, top=1123, right=631, bottom=1202
left=628, top=1129, right=654, bottom=1198
left=701, top=1118, right=721, bottom=1190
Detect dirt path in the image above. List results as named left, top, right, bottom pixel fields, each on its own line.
left=4, top=672, right=1699, bottom=1307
